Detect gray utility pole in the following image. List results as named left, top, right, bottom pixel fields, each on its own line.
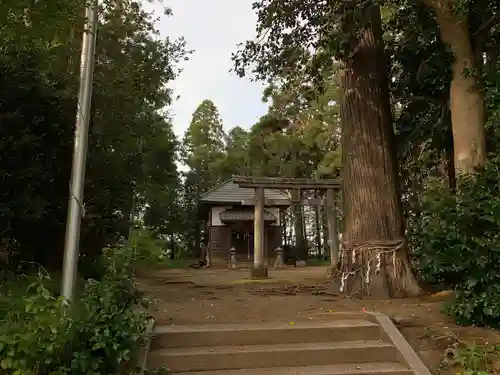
left=61, top=1, right=99, bottom=302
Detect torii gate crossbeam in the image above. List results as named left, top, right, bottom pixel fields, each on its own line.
left=232, top=176, right=342, bottom=279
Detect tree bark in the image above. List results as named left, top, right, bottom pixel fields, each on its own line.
left=340, top=4, right=421, bottom=298
left=425, top=0, right=486, bottom=174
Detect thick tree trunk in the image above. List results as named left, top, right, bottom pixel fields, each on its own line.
left=426, top=0, right=486, bottom=174
left=340, top=5, right=421, bottom=298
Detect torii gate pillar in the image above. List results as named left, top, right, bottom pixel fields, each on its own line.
left=251, top=187, right=268, bottom=278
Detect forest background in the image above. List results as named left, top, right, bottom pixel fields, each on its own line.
left=1, top=0, right=500, bottom=372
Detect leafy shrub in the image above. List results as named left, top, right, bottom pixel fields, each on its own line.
left=129, top=229, right=168, bottom=266
left=0, top=246, right=150, bottom=374
left=412, top=159, right=500, bottom=327
left=79, top=253, right=108, bottom=281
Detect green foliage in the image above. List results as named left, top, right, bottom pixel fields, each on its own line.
left=182, top=99, right=227, bottom=189
left=412, top=160, right=500, bottom=327
left=179, top=100, right=230, bottom=254
left=244, top=76, right=341, bottom=180
left=223, top=126, right=251, bottom=176
left=454, top=342, right=492, bottom=375
left=0, top=247, right=150, bottom=374
left=129, top=229, right=168, bottom=266
left=0, top=0, right=186, bottom=268
left=232, top=0, right=355, bottom=85
left=485, top=58, right=500, bottom=152
left=443, top=341, right=499, bottom=375
left=78, top=229, right=170, bottom=280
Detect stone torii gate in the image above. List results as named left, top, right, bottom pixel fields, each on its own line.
left=232, top=176, right=342, bottom=279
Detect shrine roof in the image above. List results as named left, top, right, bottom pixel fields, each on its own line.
left=199, top=178, right=291, bottom=206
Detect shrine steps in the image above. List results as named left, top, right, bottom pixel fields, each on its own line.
left=146, top=313, right=431, bottom=375
left=170, top=363, right=413, bottom=375
left=151, top=320, right=381, bottom=348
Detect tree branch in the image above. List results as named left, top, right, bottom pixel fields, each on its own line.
left=473, top=12, right=498, bottom=36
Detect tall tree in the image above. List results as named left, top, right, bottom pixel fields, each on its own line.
left=141, top=112, right=182, bottom=241
left=181, top=100, right=227, bottom=255
left=339, top=4, right=421, bottom=297
left=233, top=0, right=422, bottom=296
left=223, top=126, right=250, bottom=177
left=422, top=0, right=488, bottom=174
left=182, top=99, right=226, bottom=190
left=0, top=0, right=187, bottom=267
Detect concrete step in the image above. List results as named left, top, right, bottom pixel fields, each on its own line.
left=148, top=340, right=399, bottom=372
left=173, top=362, right=413, bottom=375
left=151, top=320, right=382, bottom=349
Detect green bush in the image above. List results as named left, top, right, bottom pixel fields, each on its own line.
left=412, top=160, right=500, bottom=327
left=79, top=253, right=108, bottom=281
left=78, top=230, right=168, bottom=281
left=131, top=229, right=168, bottom=265
left=0, top=246, right=150, bottom=374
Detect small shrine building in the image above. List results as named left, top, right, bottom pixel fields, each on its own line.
left=199, top=178, right=291, bottom=268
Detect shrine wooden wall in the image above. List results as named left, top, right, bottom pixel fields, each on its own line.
left=208, top=225, right=282, bottom=266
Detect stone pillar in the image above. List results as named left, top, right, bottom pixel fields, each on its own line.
left=252, top=187, right=268, bottom=278
left=326, top=188, right=340, bottom=275
left=273, top=246, right=284, bottom=269
left=228, top=246, right=236, bottom=269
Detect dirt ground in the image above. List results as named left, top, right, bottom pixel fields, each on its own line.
left=137, top=266, right=500, bottom=375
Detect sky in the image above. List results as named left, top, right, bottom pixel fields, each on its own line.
left=144, top=0, right=269, bottom=138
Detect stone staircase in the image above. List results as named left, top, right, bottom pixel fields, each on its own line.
left=146, top=313, right=431, bottom=375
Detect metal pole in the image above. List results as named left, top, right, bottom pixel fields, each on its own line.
left=61, top=1, right=98, bottom=301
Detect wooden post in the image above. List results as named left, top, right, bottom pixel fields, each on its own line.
left=252, top=187, right=268, bottom=278
left=326, top=188, right=339, bottom=274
